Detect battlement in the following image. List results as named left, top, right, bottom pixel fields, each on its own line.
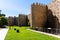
left=31, top=3, right=46, bottom=7
left=31, top=3, right=48, bottom=10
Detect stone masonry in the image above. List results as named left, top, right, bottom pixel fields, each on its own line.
left=8, top=16, right=14, bottom=26
left=48, top=0, right=60, bottom=34
left=8, top=14, right=28, bottom=26
left=31, top=3, right=48, bottom=31
left=18, top=14, right=28, bottom=26
left=29, top=1, right=60, bottom=34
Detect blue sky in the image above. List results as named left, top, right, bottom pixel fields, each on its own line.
left=0, top=0, right=52, bottom=17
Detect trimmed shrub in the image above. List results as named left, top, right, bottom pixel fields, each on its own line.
left=16, top=29, right=19, bottom=33
left=14, top=28, right=16, bottom=30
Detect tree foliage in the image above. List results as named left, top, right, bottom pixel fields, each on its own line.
left=0, top=14, right=8, bottom=28
left=0, top=14, right=5, bottom=17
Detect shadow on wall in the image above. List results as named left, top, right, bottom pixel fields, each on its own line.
left=43, top=9, right=59, bottom=34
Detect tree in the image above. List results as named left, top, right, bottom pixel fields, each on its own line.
left=0, top=16, right=8, bottom=28
left=0, top=14, right=5, bottom=17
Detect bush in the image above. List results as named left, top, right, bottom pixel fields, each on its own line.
left=14, top=28, right=16, bottom=30
left=16, top=29, right=19, bottom=33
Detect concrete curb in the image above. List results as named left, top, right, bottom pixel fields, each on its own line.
left=27, top=29, right=60, bottom=38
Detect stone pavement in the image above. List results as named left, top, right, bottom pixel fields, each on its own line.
left=0, top=28, right=9, bottom=40
left=28, top=29, right=60, bottom=38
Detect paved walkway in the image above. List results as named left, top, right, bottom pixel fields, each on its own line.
left=0, top=28, right=9, bottom=40
left=28, top=29, right=60, bottom=38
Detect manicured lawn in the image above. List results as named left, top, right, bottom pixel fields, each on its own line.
left=5, top=26, right=60, bottom=40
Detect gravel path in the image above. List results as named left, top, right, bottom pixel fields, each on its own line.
left=0, top=28, right=9, bottom=40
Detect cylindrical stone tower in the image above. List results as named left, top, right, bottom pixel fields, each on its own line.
left=31, top=3, right=48, bottom=31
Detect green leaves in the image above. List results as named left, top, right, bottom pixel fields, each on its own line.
left=0, top=14, right=5, bottom=17
left=0, top=16, right=8, bottom=27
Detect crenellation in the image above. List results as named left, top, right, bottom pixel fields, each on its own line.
left=32, top=2, right=46, bottom=7
left=31, top=3, right=35, bottom=6
left=36, top=2, right=39, bottom=5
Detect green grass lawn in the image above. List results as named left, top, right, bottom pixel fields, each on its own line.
left=5, top=26, right=60, bottom=40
